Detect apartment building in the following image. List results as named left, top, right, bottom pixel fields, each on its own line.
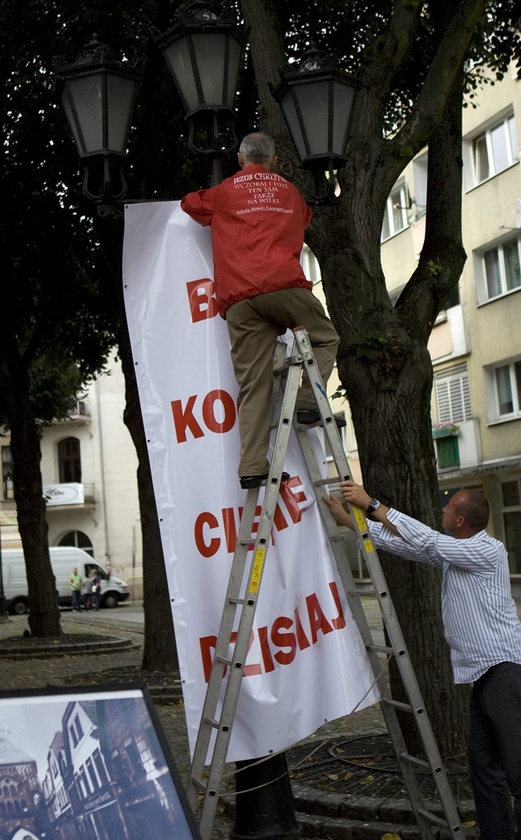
left=0, top=355, right=142, bottom=593
left=379, top=62, right=521, bottom=579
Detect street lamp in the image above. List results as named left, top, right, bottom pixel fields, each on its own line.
left=152, top=0, right=246, bottom=185
left=272, top=47, right=358, bottom=202
left=54, top=38, right=142, bottom=214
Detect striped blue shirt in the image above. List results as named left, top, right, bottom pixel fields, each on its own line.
left=368, top=509, right=521, bottom=684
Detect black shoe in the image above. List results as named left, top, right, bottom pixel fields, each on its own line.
left=297, top=408, right=347, bottom=429
left=240, top=471, right=290, bottom=489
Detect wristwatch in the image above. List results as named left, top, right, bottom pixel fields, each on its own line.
left=366, top=498, right=381, bottom=515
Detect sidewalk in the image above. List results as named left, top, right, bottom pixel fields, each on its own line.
left=0, top=600, right=481, bottom=839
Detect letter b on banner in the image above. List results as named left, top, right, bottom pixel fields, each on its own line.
left=187, top=278, right=219, bottom=322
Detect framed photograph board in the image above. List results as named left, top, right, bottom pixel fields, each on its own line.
left=0, top=683, right=202, bottom=839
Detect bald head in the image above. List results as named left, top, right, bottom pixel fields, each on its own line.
left=453, top=490, right=489, bottom=531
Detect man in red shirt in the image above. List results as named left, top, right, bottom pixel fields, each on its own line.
left=181, top=132, right=341, bottom=488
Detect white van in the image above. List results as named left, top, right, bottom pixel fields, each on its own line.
left=2, top=546, right=129, bottom=615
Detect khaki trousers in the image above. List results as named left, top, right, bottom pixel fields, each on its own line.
left=226, top=287, right=340, bottom=477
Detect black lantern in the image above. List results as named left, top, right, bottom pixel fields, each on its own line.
left=152, top=1, right=246, bottom=185
left=272, top=48, right=358, bottom=201
left=55, top=38, right=141, bottom=207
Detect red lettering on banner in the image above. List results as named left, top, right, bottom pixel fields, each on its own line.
left=306, top=592, right=334, bottom=643
left=294, top=606, right=311, bottom=650
left=186, top=278, right=219, bottom=322
left=279, top=478, right=307, bottom=523
left=171, top=395, right=204, bottom=442
left=272, top=617, right=297, bottom=665
left=194, top=511, right=221, bottom=558
left=171, top=389, right=237, bottom=442
left=329, top=581, right=346, bottom=630
left=202, top=390, right=236, bottom=434
left=198, top=583, right=346, bottom=681
left=193, top=480, right=307, bottom=558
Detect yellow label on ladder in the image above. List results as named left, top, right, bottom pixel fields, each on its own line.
left=353, top=506, right=375, bottom=552
left=249, top=547, right=267, bottom=593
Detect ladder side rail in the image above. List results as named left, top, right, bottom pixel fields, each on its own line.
left=297, top=431, right=444, bottom=840
left=187, top=489, right=260, bottom=809
left=195, top=349, right=304, bottom=837
left=189, top=339, right=296, bottom=812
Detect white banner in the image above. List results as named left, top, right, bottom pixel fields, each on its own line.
left=122, top=200, right=379, bottom=761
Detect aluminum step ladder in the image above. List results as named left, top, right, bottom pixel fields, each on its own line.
left=187, top=326, right=463, bottom=840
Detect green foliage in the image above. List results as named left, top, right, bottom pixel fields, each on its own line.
left=350, top=331, right=389, bottom=360
left=427, top=260, right=444, bottom=276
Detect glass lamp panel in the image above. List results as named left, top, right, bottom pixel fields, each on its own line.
left=190, top=32, right=229, bottom=107
left=62, top=73, right=104, bottom=155
left=331, top=80, right=355, bottom=157
left=291, top=80, right=331, bottom=158
left=278, top=89, right=307, bottom=161
left=106, top=74, right=137, bottom=153
left=163, top=36, right=198, bottom=112
left=223, top=35, right=243, bottom=109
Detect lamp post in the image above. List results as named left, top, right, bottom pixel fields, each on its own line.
left=54, top=37, right=142, bottom=215
left=152, top=0, right=246, bottom=186
left=272, top=47, right=358, bottom=203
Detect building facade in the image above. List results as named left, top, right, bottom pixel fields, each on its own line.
left=378, top=61, right=521, bottom=579
left=0, top=355, right=142, bottom=596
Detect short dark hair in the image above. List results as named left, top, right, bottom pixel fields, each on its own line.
left=456, top=490, right=489, bottom=531
left=239, top=132, right=275, bottom=166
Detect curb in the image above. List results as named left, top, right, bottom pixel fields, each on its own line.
left=0, top=637, right=141, bottom=659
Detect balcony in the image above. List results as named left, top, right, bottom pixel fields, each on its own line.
left=434, top=419, right=481, bottom=473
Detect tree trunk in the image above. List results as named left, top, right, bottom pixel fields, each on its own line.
left=0, top=353, right=62, bottom=636
left=118, top=303, right=179, bottom=672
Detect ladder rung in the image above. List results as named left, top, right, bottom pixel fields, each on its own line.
left=398, top=751, right=430, bottom=770
left=417, top=809, right=456, bottom=829
left=228, top=596, right=244, bottom=605
left=192, top=776, right=207, bottom=793
left=367, top=643, right=394, bottom=656
left=214, top=654, right=233, bottom=667
left=312, top=477, right=335, bottom=487
left=381, top=697, right=414, bottom=713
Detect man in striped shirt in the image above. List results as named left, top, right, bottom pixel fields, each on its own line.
left=325, top=481, right=521, bottom=840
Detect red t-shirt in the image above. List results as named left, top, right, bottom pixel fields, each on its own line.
left=181, top=164, right=313, bottom=316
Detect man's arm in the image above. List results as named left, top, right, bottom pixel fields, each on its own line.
left=180, top=187, right=216, bottom=226
left=323, top=483, right=399, bottom=536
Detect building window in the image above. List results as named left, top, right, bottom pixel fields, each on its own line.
left=58, top=530, right=94, bottom=557
left=434, top=362, right=472, bottom=424
left=58, top=437, right=81, bottom=483
left=1, top=446, right=14, bottom=500
left=382, top=184, right=409, bottom=240
left=502, top=479, right=521, bottom=574
left=495, top=360, right=521, bottom=418
left=470, top=114, right=518, bottom=186
left=478, top=237, right=521, bottom=303
left=436, top=434, right=460, bottom=470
